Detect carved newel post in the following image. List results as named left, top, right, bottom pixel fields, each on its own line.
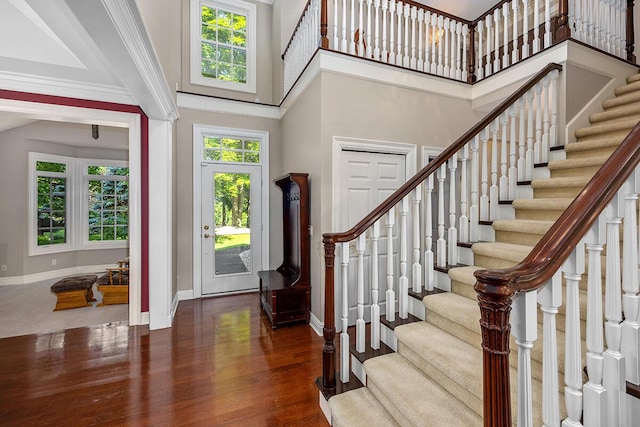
left=321, top=0, right=329, bottom=48
left=555, top=0, right=571, bottom=42
left=322, top=239, right=336, bottom=389
left=475, top=276, right=515, bottom=427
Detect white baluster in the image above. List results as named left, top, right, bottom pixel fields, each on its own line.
left=550, top=69, right=559, bottom=148
left=340, top=242, right=350, bottom=383
left=455, top=22, right=462, bottom=80
left=448, top=152, right=458, bottom=266
left=366, top=0, right=373, bottom=58
left=413, top=7, right=420, bottom=70
left=512, top=1, right=520, bottom=64
left=373, top=0, right=381, bottom=60
left=430, top=13, right=437, bottom=74
left=357, top=0, right=364, bottom=57
left=396, top=1, right=403, bottom=66
left=420, top=10, right=427, bottom=72
left=462, top=24, right=469, bottom=81
left=425, top=174, right=435, bottom=290
left=587, top=0, right=594, bottom=46
left=443, top=17, right=450, bottom=76
left=499, top=112, right=509, bottom=201
left=490, top=118, right=499, bottom=221
left=437, top=163, right=447, bottom=267
left=388, top=0, right=395, bottom=64
left=493, top=10, right=501, bottom=72
left=544, top=0, right=551, bottom=48
left=341, top=0, right=348, bottom=52
left=412, top=186, right=422, bottom=293
left=480, top=127, right=490, bottom=222
left=583, top=221, right=607, bottom=426
left=605, top=0, right=613, bottom=54
left=618, top=0, right=625, bottom=58
left=403, top=4, right=411, bottom=68
left=371, top=222, right=381, bottom=349
left=333, top=0, right=339, bottom=49
left=399, top=197, right=409, bottom=319
left=485, top=15, right=493, bottom=77
left=459, top=144, right=470, bottom=243
left=470, top=135, right=480, bottom=242
left=434, top=16, right=444, bottom=76
left=450, top=20, right=458, bottom=79
left=386, top=208, right=396, bottom=321
left=522, top=0, right=530, bottom=58
left=477, top=20, right=485, bottom=80
left=526, top=88, right=535, bottom=180
left=534, top=81, right=543, bottom=165
left=562, top=245, right=585, bottom=427
left=350, top=0, right=356, bottom=54
left=621, top=183, right=640, bottom=383
left=517, top=98, right=526, bottom=182
left=512, top=290, right=537, bottom=427
left=533, top=0, right=540, bottom=53
left=574, top=0, right=583, bottom=42
left=356, top=234, right=366, bottom=353
left=508, top=105, right=517, bottom=201
left=411, top=6, right=424, bottom=71
left=381, top=0, right=388, bottom=62
left=542, top=74, right=551, bottom=164
left=502, top=4, right=510, bottom=69
left=603, top=208, right=627, bottom=427
left=539, top=271, right=563, bottom=427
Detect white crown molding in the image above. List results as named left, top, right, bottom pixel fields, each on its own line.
left=0, top=70, right=135, bottom=105
left=101, top=0, right=179, bottom=122
left=254, top=0, right=274, bottom=4
left=177, top=92, right=281, bottom=119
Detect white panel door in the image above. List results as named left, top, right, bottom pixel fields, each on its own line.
left=339, top=150, right=406, bottom=324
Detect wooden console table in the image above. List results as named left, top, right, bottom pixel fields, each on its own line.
left=258, top=173, right=310, bottom=328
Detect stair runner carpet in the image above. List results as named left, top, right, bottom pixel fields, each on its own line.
left=328, top=71, right=640, bottom=426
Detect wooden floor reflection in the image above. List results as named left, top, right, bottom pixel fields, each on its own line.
left=0, top=293, right=328, bottom=426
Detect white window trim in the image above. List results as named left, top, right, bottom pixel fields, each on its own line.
left=189, top=0, right=257, bottom=93
left=29, top=153, right=129, bottom=256
left=192, top=124, right=269, bottom=298
left=80, top=158, right=130, bottom=250
left=29, top=152, right=75, bottom=256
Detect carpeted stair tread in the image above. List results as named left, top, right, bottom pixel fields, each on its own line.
left=424, top=292, right=481, bottom=341
left=472, top=241, right=532, bottom=265
left=574, top=116, right=638, bottom=139
left=531, top=175, right=591, bottom=189
left=547, top=154, right=611, bottom=171
left=364, top=353, right=482, bottom=426
left=329, top=387, right=400, bottom=427
left=564, top=133, right=626, bottom=156
left=512, top=198, right=572, bottom=211
left=626, top=73, right=640, bottom=84
left=603, top=88, right=640, bottom=110
left=613, top=79, right=640, bottom=96
left=590, top=103, right=640, bottom=124
left=449, top=266, right=482, bottom=300
left=492, top=219, right=554, bottom=234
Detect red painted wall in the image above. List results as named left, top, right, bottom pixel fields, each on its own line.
left=0, top=89, right=150, bottom=312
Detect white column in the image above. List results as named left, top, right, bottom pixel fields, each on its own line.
left=386, top=208, right=396, bottom=321
left=539, top=271, right=562, bottom=427
left=424, top=175, right=435, bottom=290
left=437, top=163, right=447, bottom=267
left=412, top=186, right=422, bottom=293
left=356, top=234, right=366, bottom=353
left=621, top=187, right=640, bottom=383
left=448, top=152, right=458, bottom=265
left=399, top=197, right=409, bottom=319
left=561, top=246, right=585, bottom=427
left=512, top=291, right=538, bottom=427
left=340, top=242, right=350, bottom=383
left=370, top=222, right=381, bottom=349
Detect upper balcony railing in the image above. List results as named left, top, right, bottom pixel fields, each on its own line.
left=283, top=0, right=636, bottom=94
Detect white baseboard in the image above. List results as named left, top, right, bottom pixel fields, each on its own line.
left=310, top=312, right=323, bottom=337
left=177, top=289, right=195, bottom=301
left=170, top=292, right=180, bottom=322
left=0, top=264, right=114, bottom=286
left=140, top=311, right=150, bottom=325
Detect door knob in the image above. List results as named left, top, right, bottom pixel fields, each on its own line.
left=203, top=225, right=210, bottom=230
left=203, top=234, right=212, bottom=238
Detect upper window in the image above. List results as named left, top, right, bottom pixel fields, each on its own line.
left=203, top=136, right=260, bottom=163
left=190, top=0, right=257, bottom=93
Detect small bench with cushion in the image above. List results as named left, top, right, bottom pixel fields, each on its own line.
left=97, top=258, right=129, bottom=306
left=50, top=274, right=98, bottom=311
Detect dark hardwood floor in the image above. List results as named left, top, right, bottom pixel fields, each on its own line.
left=0, top=293, right=329, bottom=426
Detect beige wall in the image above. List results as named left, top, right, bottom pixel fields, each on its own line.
left=175, top=108, right=282, bottom=292
left=0, top=122, right=129, bottom=278
left=565, top=62, right=611, bottom=121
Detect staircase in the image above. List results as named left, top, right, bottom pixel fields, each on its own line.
left=325, top=71, right=640, bottom=425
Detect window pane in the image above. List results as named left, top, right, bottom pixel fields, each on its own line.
left=201, top=59, right=217, bottom=78
left=36, top=161, right=66, bottom=173
left=233, top=14, right=246, bottom=32
left=244, top=152, right=259, bottom=163
left=232, top=66, right=246, bottom=84
left=218, top=63, right=232, bottom=81
left=233, top=48, right=246, bottom=66
left=87, top=177, right=128, bottom=243
left=222, top=138, right=243, bottom=149
left=244, top=140, right=260, bottom=151
left=233, top=31, right=246, bottom=47
left=217, top=10, right=231, bottom=28
left=202, top=24, right=217, bottom=41
left=204, top=136, right=221, bottom=149
left=201, top=6, right=216, bottom=25
left=218, top=46, right=232, bottom=63
left=37, top=176, right=66, bottom=246
left=87, top=166, right=129, bottom=176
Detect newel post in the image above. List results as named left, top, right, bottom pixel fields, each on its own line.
left=322, top=238, right=337, bottom=389
left=555, top=0, right=570, bottom=42
left=627, top=0, right=636, bottom=62
left=475, top=276, right=515, bottom=427
left=321, top=0, right=329, bottom=49
left=468, top=23, right=477, bottom=84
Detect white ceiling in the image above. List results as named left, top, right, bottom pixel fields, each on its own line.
left=416, top=0, right=495, bottom=20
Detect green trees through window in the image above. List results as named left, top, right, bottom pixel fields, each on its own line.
left=201, top=5, right=247, bottom=83
left=36, top=161, right=67, bottom=246
left=88, top=165, right=129, bottom=242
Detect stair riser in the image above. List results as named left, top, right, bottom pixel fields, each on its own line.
left=550, top=165, right=601, bottom=178
left=495, top=230, right=545, bottom=247
left=473, top=254, right=521, bottom=270
left=533, top=187, right=582, bottom=198
left=515, top=209, right=564, bottom=221
left=424, top=310, right=481, bottom=348
left=566, top=146, right=618, bottom=159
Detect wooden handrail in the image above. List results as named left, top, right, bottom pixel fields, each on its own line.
left=474, top=94, right=640, bottom=427
left=319, top=62, right=562, bottom=393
